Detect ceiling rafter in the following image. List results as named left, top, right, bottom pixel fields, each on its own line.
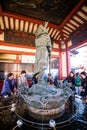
left=66, top=23, right=76, bottom=30
left=63, top=26, right=73, bottom=33
left=72, top=17, right=82, bottom=26
left=2, top=16, right=5, bottom=29
left=15, top=19, right=18, bottom=31
left=76, top=13, right=86, bottom=22
left=62, top=28, right=72, bottom=35
left=77, top=11, right=87, bottom=21
left=24, top=21, right=28, bottom=32
left=62, top=29, right=70, bottom=35
left=63, top=33, right=69, bottom=38
left=0, top=0, right=86, bottom=43
left=29, top=22, right=33, bottom=33
left=80, top=8, right=87, bottom=17
left=32, top=23, right=36, bottom=34
left=56, top=35, right=61, bottom=40
left=2, top=11, right=59, bottom=30
left=82, top=5, right=87, bottom=12
left=14, top=18, right=16, bottom=30
left=73, top=15, right=84, bottom=24
left=32, top=23, right=38, bottom=34
left=49, top=28, right=55, bottom=37
left=51, top=29, right=57, bottom=38
left=0, top=16, right=4, bottom=29
left=48, top=28, right=54, bottom=36
left=67, top=21, right=78, bottom=29
left=8, top=17, right=11, bottom=29
left=54, top=31, right=60, bottom=39
left=60, top=0, right=85, bottom=28
left=69, top=19, right=80, bottom=28
left=17, top=19, right=20, bottom=31
left=4, top=16, right=9, bottom=29
left=61, top=3, right=87, bottom=41
left=23, top=20, right=25, bottom=32
left=27, top=22, right=30, bottom=33
left=9, top=17, right=14, bottom=30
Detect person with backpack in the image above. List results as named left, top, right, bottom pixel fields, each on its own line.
left=80, top=71, right=87, bottom=98
left=63, top=71, right=76, bottom=93
left=75, top=72, right=81, bottom=94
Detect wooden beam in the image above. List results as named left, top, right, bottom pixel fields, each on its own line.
left=60, top=0, right=85, bottom=28
left=2, top=16, right=5, bottom=29
left=68, top=39, right=87, bottom=50
left=0, top=49, right=35, bottom=55
left=0, top=40, right=35, bottom=49
left=23, top=21, right=25, bottom=32
left=12, top=18, right=15, bottom=30
left=80, top=9, right=87, bottom=18
left=64, top=25, right=74, bottom=32
left=76, top=13, right=87, bottom=22
left=71, top=18, right=82, bottom=26
left=62, top=28, right=72, bottom=34
left=27, top=22, right=30, bottom=33
left=0, top=4, right=2, bottom=15
left=2, top=11, right=59, bottom=29
left=8, top=17, right=11, bottom=29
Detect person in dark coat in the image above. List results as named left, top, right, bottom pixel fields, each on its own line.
left=54, top=75, right=59, bottom=88
left=80, top=71, right=87, bottom=97
left=29, top=74, right=38, bottom=88
left=1, top=73, right=17, bottom=97
left=63, top=71, right=76, bottom=92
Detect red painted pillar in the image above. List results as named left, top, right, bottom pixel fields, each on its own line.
left=58, top=41, right=71, bottom=80
left=58, top=50, right=62, bottom=80
left=66, top=49, right=71, bottom=76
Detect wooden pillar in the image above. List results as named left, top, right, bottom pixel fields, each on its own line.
left=66, top=47, right=71, bottom=76
left=58, top=40, right=71, bottom=80
left=58, top=50, right=62, bottom=80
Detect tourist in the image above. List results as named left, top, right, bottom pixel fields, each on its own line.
left=54, top=74, right=59, bottom=88
left=17, top=70, right=28, bottom=88
left=75, top=72, right=81, bottom=94
left=29, top=74, right=38, bottom=88
left=47, top=79, right=56, bottom=88
left=80, top=71, right=87, bottom=97
left=1, top=72, right=17, bottom=97
left=47, top=73, right=53, bottom=83
left=63, top=71, right=76, bottom=92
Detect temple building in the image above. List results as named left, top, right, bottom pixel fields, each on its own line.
left=0, top=0, right=87, bottom=130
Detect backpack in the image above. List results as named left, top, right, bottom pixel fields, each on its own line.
left=75, top=77, right=81, bottom=86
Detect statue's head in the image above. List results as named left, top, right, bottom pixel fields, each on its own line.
left=35, top=22, right=49, bottom=36
left=35, top=25, right=47, bottom=36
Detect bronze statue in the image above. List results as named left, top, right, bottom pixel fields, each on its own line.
left=16, top=22, right=73, bottom=121
left=34, top=22, right=52, bottom=81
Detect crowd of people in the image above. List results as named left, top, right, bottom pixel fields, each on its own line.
left=0, top=70, right=87, bottom=98
left=0, top=71, right=28, bottom=98
left=0, top=71, right=59, bottom=97
left=63, top=71, right=87, bottom=98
